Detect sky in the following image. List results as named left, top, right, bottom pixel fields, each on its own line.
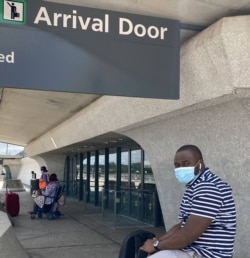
left=0, top=142, right=24, bottom=156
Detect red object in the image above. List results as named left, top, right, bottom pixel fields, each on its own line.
left=5, top=192, right=20, bottom=217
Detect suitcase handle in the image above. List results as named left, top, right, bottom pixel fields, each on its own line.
left=6, top=183, right=10, bottom=194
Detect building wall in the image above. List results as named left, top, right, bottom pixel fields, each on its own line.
left=19, top=15, right=250, bottom=257
left=120, top=16, right=250, bottom=257
left=16, top=157, right=39, bottom=186
left=123, top=99, right=250, bottom=257
left=15, top=155, right=65, bottom=187
left=3, top=159, right=21, bottom=180
left=38, top=154, right=66, bottom=181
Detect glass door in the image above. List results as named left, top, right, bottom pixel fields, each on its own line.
left=89, top=153, right=95, bottom=204
left=107, top=150, right=117, bottom=210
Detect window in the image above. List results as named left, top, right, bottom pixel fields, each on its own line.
left=0, top=142, right=24, bottom=156
left=131, top=149, right=141, bottom=189
left=109, top=150, right=117, bottom=190
left=121, top=150, right=129, bottom=188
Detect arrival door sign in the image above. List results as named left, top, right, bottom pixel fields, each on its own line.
left=0, top=0, right=180, bottom=99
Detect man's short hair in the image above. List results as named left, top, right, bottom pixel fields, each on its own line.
left=176, top=145, right=203, bottom=159
left=41, top=166, right=47, bottom=172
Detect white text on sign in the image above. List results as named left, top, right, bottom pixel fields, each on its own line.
left=33, top=7, right=168, bottom=40
left=0, top=51, right=15, bottom=63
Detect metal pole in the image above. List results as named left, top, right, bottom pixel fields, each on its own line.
left=102, top=188, right=105, bottom=217
left=114, top=190, right=117, bottom=228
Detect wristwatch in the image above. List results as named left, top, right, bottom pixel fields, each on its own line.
left=153, top=239, right=160, bottom=251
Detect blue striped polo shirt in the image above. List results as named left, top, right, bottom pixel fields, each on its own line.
left=179, top=168, right=236, bottom=258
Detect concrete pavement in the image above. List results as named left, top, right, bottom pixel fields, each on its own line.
left=10, top=191, right=165, bottom=258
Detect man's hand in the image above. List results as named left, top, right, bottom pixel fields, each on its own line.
left=140, top=238, right=156, bottom=254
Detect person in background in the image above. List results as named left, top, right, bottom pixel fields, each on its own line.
left=30, top=173, right=60, bottom=214
left=39, top=166, right=49, bottom=191
left=140, top=144, right=236, bottom=258
left=41, top=173, right=60, bottom=211
left=28, top=166, right=50, bottom=214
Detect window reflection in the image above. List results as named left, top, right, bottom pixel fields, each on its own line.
left=83, top=157, right=87, bottom=180
left=131, top=149, right=141, bottom=189
left=121, top=150, right=129, bottom=188
left=66, top=145, right=163, bottom=226
left=98, top=152, right=105, bottom=189
left=144, top=153, right=155, bottom=184
left=89, top=153, right=95, bottom=203
left=109, top=150, right=117, bottom=190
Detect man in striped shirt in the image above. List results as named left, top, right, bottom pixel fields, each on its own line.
left=140, top=145, right=236, bottom=258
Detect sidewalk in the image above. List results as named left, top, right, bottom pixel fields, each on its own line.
left=11, top=191, right=165, bottom=258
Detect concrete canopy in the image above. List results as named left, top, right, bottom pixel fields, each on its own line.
left=0, top=0, right=249, bottom=149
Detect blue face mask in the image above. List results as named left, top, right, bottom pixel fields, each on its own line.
left=175, top=162, right=201, bottom=185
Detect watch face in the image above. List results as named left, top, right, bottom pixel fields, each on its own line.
left=153, top=240, right=159, bottom=247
